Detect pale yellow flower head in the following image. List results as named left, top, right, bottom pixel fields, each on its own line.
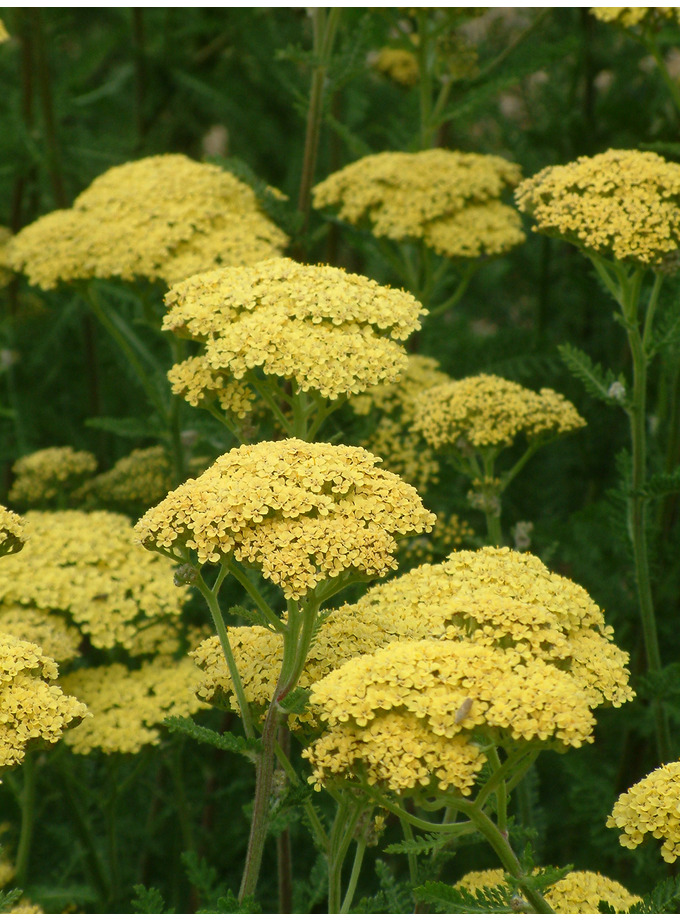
left=0, top=632, right=88, bottom=770
left=457, top=868, right=640, bottom=913
left=313, top=149, right=524, bottom=259
left=167, top=355, right=255, bottom=418
left=9, top=447, right=97, bottom=508
left=0, top=20, right=8, bottom=44
left=607, top=759, right=680, bottom=862
left=6, top=154, right=288, bottom=289
left=515, top=148, right=680, bottom=269
left=0, top=506, right=26, bottom=558
left=61, top=657, right=206, bottom=755
left=591, top=7, right=680, bottom=29
left=163, top=257, right=425, bottom=402
left=76, top=445, right=174, bottom=511
left=136, top=438, right=435, bottom=600
left=413, top=373, right=586, bottom=451
left=373, top=47, right=419, bottom=86
left=0, top=605, right=81, bottom=664
left=0, top=511, right=189, bottom=656
left=0, top=227, right=14, bottom=287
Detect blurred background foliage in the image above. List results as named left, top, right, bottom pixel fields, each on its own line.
left=1, top=6, right=680, bottom=912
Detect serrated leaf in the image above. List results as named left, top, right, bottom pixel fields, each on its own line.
left=164, top=715, right=261, bottom=756
left=559, top=343, right=628, bottom=407
left=130, top=884, right=167, bottom=913
left=415, top=880, right=513, bottom=914
left=278, top=687, right=311, bottom=714
left=631, top=876, right=680, bottom=913
left=375, top=860, right=413, bottom=913
left=213, top=893, right=260, bottom=913
left=637, top=467, right=680, bottom=500
left=228, top=604, right=277, bottom=631
left=384, top=833, right=443, bottom=856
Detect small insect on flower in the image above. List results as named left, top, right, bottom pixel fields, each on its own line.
left=454, top=697, right=473, bottom=724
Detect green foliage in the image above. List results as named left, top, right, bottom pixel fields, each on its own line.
left=633, top=876, right=680, bottom=914
left=374, top=859, right=414, bottom=913
left=414, top=880, right=514, bottom=914
left=559, top=343, right=630, bottom=408
left=277, top=687, right=311, bottom=715
left=131, top=884, right=168, bottom=913
left=164, top=716, right=261, bottom=757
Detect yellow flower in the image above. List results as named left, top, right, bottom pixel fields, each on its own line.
left=167, top=355, right=255, bottom=417
left=0, top=511, right=189, bottom=656
left=0, top=227, right=14, bottom=286
left=413, top=373, right=586, bottom=450
left=0, top=506, right=26, bottom=558
left=9, top=447, right=97, bottom=508
left=515, top=149, right=680, bottom=269
left=61, top=657, right=206, bottom=755
left=0, top=604, right=81, bottom=664
left=6, top=154, right=288, bottom=289
left=0, top=20, right=8, bottom=44
left=607, top=759, right=680, bottom=862
left=0, top=632, right=88, bottom=770
left=135, top=438, right=435, bottom=599
left=313, top=149, right=524, bottom=259
left=372, top=47, right=419, bottom=86
left=456, top=867, right=640, bottom=913
left=163, top=257, right=425, bottom=403
left=591, top=7, right=680, bottom=29
left=76, top=445, right=174, bottom=511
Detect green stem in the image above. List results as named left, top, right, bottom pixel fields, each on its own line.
left=643, top=31, right=680, bottom=117
left=426, top=263, right=478, bottom=317
left=416, top=9, right=435, bottom=148
left=399, top=815, right=418, bottom=888
left=224, top=558, right=282, bottom=633
left=195, top=567, right=256, bottom=740
left=339, top=836, right=367, bottom=914
left=328, top=800, right=363, bottom=913
left=14, top=753, right=37, bottom=887
left=486, top=747, right=507, bottom=833
left=273, top=739, right=329, bottom=851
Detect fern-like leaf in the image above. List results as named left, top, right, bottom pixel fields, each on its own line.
left=375, top=859, right=414, bottom=913
left=631, top=876, right=680, bottom=913
left=415, top=881, right=514, bottom=914
left=559, top=344, right=629, bottom=407
left=164, top=716, right=261, bottom=757
left=130, top=884, right=168, bottom=913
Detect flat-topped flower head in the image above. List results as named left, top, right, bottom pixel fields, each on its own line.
left=515, top=149, right=680, bottom=269
left=607, top=759, right=680, bottom=862
left=372, top=47, right=419, bottom=86
left=313, top=149, right=524, bottom=259
left=456, top=868, right=640, bottom=913
left=0, top=506, right=26, bottom=558
left=0, top=632, right=88, bottom=770
left=413, top=373, right=586, bottom=451
left=0, top=604, right=81, bottom=664
left=135, top=438, right=435, bottom=600
left=76, top=445, right=174, bottom=512
left=0, top=511, right=189, bottom=656
left=591, top=7, right=680, bottom=29
left=61, top=657, right=206, bottom=755
left=6, top=154, right=288, bottom=289
left=0, top=227, right=14, bottom=287
left=163, top=257, right=425, bottom=402
left=9, top=447, right=97, bottom=509
left=304, top=638, right=596, bottom=793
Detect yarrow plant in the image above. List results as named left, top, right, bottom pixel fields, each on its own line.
left=607, top=759, right=680, bottom=863
left=9, top=447, right=97, bottom=509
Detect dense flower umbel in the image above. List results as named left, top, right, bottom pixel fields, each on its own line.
left=193, top=546, right=632, bottom=719
left=76, top=445, right=174, bottom=511
left=167, top=355, right=255, bottom=417
left=372, top=47, right=419, bottom=86
left=304, top=639, right=596, bottom=793
left=515, top=149, right=680, bottom=269
left=607, top=759, right=680, bottom=862
left=163, top=257, right=425, bottom=402
left=135, top=439, right=435, bottom=599
left=0, top=506, right=25, bottom=558
left=351, top=355, right=451, bottom=492
left=413, top=373, right=586, bottom=451
left=0, top=605, right=81, bottom=664
left=312, top=149, right=525, bottom=259
left=9, top=447, right=97, bottom=508
left=6, top=154, right=288, bottom=289
left=61, top=657, right=206, bottom=755
left=0, top=227, right=13, bottom=287
left=0, top=511, right=189, bottom=655
left=0, top=632, right=88, bottom=769
left=457, top=868, right=640, bottom=913
left=591, top=7, right=680, bottom=28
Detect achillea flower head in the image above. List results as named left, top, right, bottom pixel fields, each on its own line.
left=0, top=20, right=8, bottom=43
left=351, top=355, right=451, bottom=492
left=313, top=149, right=525, bottom=259
left=304, top=638, right=596, bottom=792
left=0, top=506, right=26, bottom=558
left=0, top=632, right=88, bottom=770
left=515, top=149, right=680, bottom=269
left=457, top=868, right=640, bottom=913
left=136, top=439, right=435, bottom=599
left=591, top=7, right=680, bottom=29
left=163, top=257, right=425, bottom=402
left=413, top=373, right=586, bottom=451
left=76, top=445, right=174, bottom=511
left=60, top=657, right=206, bottom=755
left=0, top=227, right=13, bottom=287
left=372, top=47, right=419, bottom=86
left=9, top=447, right=97, bottom=508
left=0, top=511, right=189, bottom=656
left=607, top=759, right=680, bottom=862
left=6, top=154, right=288, bottom=289
left=0, top=604, right=81, bottom=663
left=167, top=355, right=255, bottom=417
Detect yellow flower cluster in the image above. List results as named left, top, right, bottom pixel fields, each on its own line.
left=313, top=149, right=525, bottom=259
left=135, top=438, right=435, bottom=599
left=167, top=355, right=255, bottom=418
left=163, top=257, right=425, bottom=402
left=0, top=20, right=8, bottom=43
left=0, top=605, right=81, bottom=663
left=351, top=355, right=450, bottom=492
left=607, top=759, right=680, bottom=862
left=515, top=149, right=680, bottom=268
left=457, top=868, right=640, bottom=913
left=305, top=638, right=596, bottom=793
left=9, top=447, right=97, bottom=508
left=0, top=511, right=188, bottom=655
left=591, top=7, right=680, bottom=28
left=397, top=511, right=476, bottom=569
left=372, top=47, right=419, bottom=86
left=77, top=446, right=174, bottom=511
left=413, top=373, right=586, bottom=450
left=9, top=900, right=44, bottom=914
left=0, top=506, right=25, bottom=558
left=0, top=632, right=88, bottom=770
left=6, top=154, right=288, bottom=289
left=61, top=657, right=206, bottom=755
left=0, top=227, right=13, bottom=287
